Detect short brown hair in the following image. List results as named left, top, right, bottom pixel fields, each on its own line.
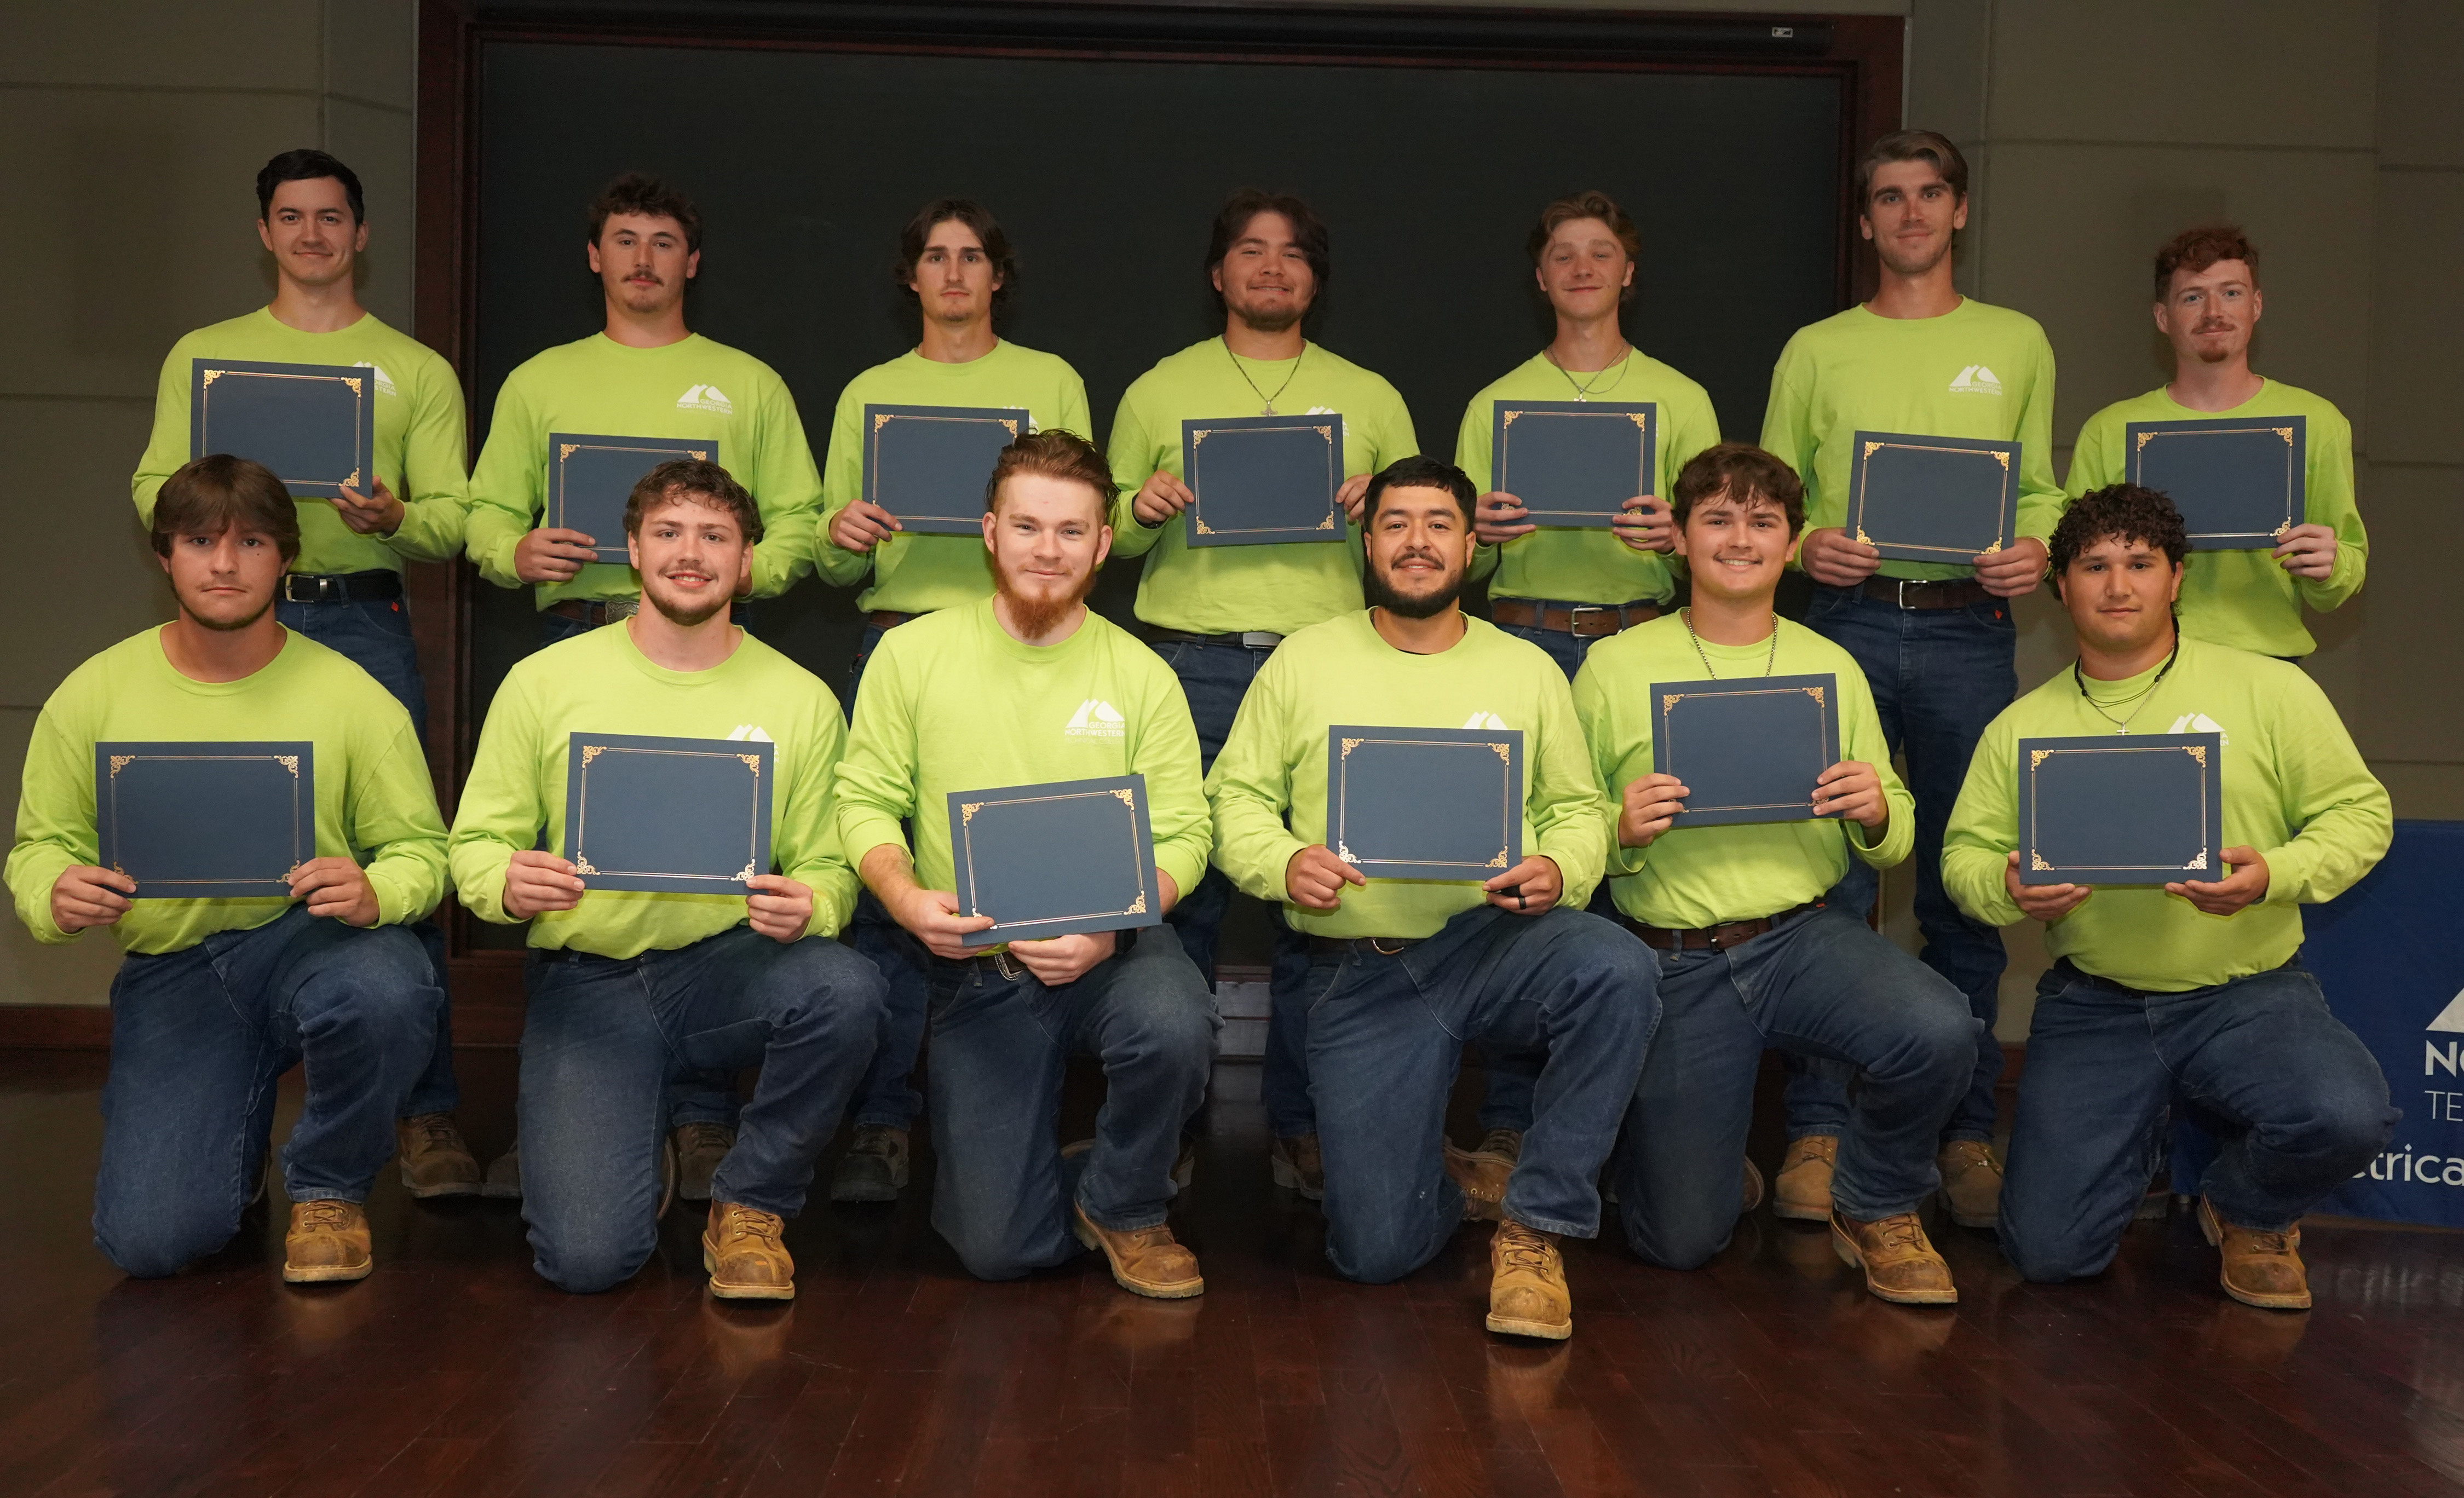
left=985, top=430, right=1116, bottom=517
left=1856, top=129, right=1968, bottom=210
left=588, top=172, right=702, bottom=253
left=624, top=458, right=762, bottom=544
left=1527, top=191, right=1643, bottom=303
left=1205, top=189, right=1330, bottom=308
left=895, top=199, right=1017, bottom=312
left=2152, top=223, right=2259, bottom=301
left=1671, top=443, right=1805, bottom=535
left=2050, top=483, right=2186, bottom=577
left=151, top=454, right=301, bottom=564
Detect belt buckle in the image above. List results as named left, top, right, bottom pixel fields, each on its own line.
left=1239, top=631, right=1282, bottom=651
left=1893, top=577, right=1918, bottom=610
left=991, top=950, right=1026, bottom=981
left=1369, top=937, right=1409, bottom=957
left=281, top=574, right=322, bottom=604
left=1567, top=604, right=1609, bottom=633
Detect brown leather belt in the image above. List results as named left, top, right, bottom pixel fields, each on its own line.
left=1150, top=629, right=1285, bottom=650
left=1489, top=598, right=1661, bottom=637
left=545, top=597, right=638, bottom=625
left=866, top=610, right=916, bottom=629
left=1307, top=934, right=1423, bottom=959
left=1620, top=901, right=1824, bottom=952
left=1847, top=577, right=1993, bottom=610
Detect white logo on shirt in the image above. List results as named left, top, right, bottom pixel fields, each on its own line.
left=2166, top=712, right=2229, bottom=747
left=677, top=383, right=735, bottom=414
left=1948, top=365, right=2004, bottom=396
left=725, top=724, right=774, bottom=742
left=1065, top=699, right=1125, bottom=740
left=352, top=361, right=398, bottom=397
left=1462, top=712, right=1511, bottom=730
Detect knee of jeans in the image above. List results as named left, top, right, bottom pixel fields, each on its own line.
left=95, top=1199, right=232, bottom=1279
left=1997, top=1216, right=2113, bottom=1284
left=532, top=1230, right=653, bottom=1294
left=1620, top=1204, right=1731, bottom=1272
left=1325, top=1222, right=1432, bottom=1286
left=2294, top=1082, right=2397, bottom=1165
left=778, top=942, right=889, bottom=1033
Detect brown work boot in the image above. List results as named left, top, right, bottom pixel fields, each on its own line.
left=1830, top=1209, right=1958, bottom=1305
left=1269, top=1133, right=1323, bottom=1200
left=1466, top=1128, right=1523, bottom=1169
left=395, top=1113, right=481, bottom=1199
left=1486, top=1220, right=1572, bottom=1340
left=2198, top=1197, right=2312, bottom=1310
left=703, top=1201, right=795, bottom=1300
left=1773, top=1134, right=1838, bottom=1220
left=480, top=1137, right=522, bottom=1199
left=1740, top=1157, right=1766, bottom=1215
left=1073, top=1202, right=1205, bottom=1299
left=1446, top=1140, right=1510, bottom=1223
left=830, top=1124, right=909, bottom=1203
left=1936, top=1140, right=2005, bottom=1228
left=283, top=1199, right=373, bottom=1283
left=672, top=1121, right=736, bottom=1203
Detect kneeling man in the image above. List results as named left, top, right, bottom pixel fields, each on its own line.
left=1575, top=444, right=1978, bottom=1304
left=7, top=456, right=446, bottom=1283
left=833, top=431, right=1218, bottom=1297
left=1944, top=484, right=2395, bottom=1309
left=1208, top=454, right=1654, bottom=1340
left=450, top=459, right=885, bottom=1298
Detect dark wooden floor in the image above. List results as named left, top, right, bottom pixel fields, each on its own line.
left=2, top=1048, right=2462, bottom=1498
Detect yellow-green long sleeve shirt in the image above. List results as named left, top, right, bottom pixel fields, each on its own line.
left=1105, top=338, right=1418, bottom=636
left=1572, top=615, right=1910, bottom=929
left=814, top=342, right=1092, bottom=614
left=466, top=333, right=822, bottom=608
left=1943, top=638, right=2390, bottom=992
left=832, top=600, right=1210, bottom=912
left=1760, top=299, right=2063, bottom=581
left=1207, top=610, right=1609, bottom=938
left=447, top=623, right=856, bottom=957
left=6, top=627, right=447, bottom=954
left=135, top=308, right=471, bottom=572
left=1455, top=350, right=1723, bottom=606
left=2064, top=380, right=2364, bottom=658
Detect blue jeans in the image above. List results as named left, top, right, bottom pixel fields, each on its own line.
left=1490, top=613, right=1594, bottom=682
left=923, top=931, right=1219, bottom=1281
left=840, top=622, right=935, bottom=1133
left=1299, top=905, right=1655, bottom=1283
left=1999, top=958, right=2396, bottom=1281
left=1613, top=906, right=1976, bottom=1268
left=93, top=907, right=438, bottom=1277
left=515, top=927, right=885, bottom=1293
left=1787, top=586, right=2016, bottom=1145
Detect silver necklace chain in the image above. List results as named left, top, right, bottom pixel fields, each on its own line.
left=1545, top=345, right=1633, bottom=402
left=1682, top=608, right=1779, bottom=679
left=1225, top=338, right=1305, bottom=416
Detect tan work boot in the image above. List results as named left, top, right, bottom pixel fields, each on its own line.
left=480, top=1138, right=521, bottom=1199
left=703, top=1201, right=795, bottom=1300
left=672, top=1121, right=736, bottom=1203
left=1830, top=1209, right=1958, bottom=1305
left=1073, top=1202, right=1205, bottom=1299
left=1486, top=1220, right=1572, bottom=1340
left=1446, top=1140, right=1510, bottom=1223
left=283, top=1199, right=373, bottom=1283
left=830, top=1124, right=909, bottom=1203
left=2198, top=1196, right=2312, bottom=1310
left=1936, top=1140, right=2005, bottom=1228
left=1269, top=1133, right=1323, bottom=1201
left=1772, top=1135, right=1838, bottom=1221
left=395, top=1113, right=481, bottom=1199
left=1740, top=1157, right=1766, bottom=1215
left=1466, top=1128, right=1523, bottom=1169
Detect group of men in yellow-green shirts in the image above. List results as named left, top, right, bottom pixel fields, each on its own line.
left=6, top=128, right=2398, bottom=1332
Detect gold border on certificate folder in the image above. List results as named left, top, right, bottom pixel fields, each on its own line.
left=1187, top=420, right=1340, bottom=537
left=2024, top=741, right=2212, bottom=875
left=2130, top=424, right=2299, bottom=543
left=955, top=786, right=1151, bottom=930
left=1496, top=406, right=1652, bottom=522
left=1331, top=734, right=1515, bottom=871
left=554, top=440, right=711, bottom=525
left=1850, top=437, right=2012, bottom=560
left=1655, top=685, right=1833, bottom=815
left=865, top=410, right=1022, bottom=518
left=103, top=748, right=309, bottom=884
left=570, top=742, right=764, bottom=884
left=196, top=365, right=369, bottom=491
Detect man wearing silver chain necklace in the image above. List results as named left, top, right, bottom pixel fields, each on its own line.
left=1943, top=485, right=2393, bottom=1310
left=1104, top=191, right=1418, bottom=1201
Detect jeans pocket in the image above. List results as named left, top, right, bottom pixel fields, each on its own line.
left=362, top=598, right=415, bottom=638
left=1302, top=957, right=1349, bottom=1014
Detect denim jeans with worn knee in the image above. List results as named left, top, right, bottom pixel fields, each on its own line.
left=93, top=907, right=438, bottom=1277
left=1999, top=958, right=2396, bottom=1283
left=515, top=927, right=884, bottom=1293
left=924, top=930, right=1218, bottom=1281
left=1615, top=905, right=1976, bottom=1270
left=1302, top=905, right=1654, bottom=1284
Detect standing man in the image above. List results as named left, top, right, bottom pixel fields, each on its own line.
left=1208, top=455, right=1653, bottom=1341
left=1107, top=190, right=1419, bottom=1197
left=13, top=456, right=447, bottom=1284
left=833, top=433, right=1218, bottom=1298
left=133, top=148, right=477, bottom=1199
left=1943, top=485, right=2394, bottom=1309
left=2065, top=225, right=2365, bottom=659
left=1760, top=130, right=2063, bottom=1228
left=814, top=200, right=1092, bottom=1205
left=448, top=460, right=884, bottom=1299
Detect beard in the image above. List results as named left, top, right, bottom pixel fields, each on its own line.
left=993, top=560, right=1098, bottom=638
left=644, top=574, right=731, bottom=629
left=185, top=594, right=275, bottom=632
left=1363, top=555, right=1463, bottom=620
left=1229, top=297, right=1304, bottom=335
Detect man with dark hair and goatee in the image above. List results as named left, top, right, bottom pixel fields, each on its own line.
left=1206, top=454, right=1654, bottom=1341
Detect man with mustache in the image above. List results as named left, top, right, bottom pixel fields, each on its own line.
left=1207, top=454, right=1652, bottom=1340
left=832, top=432, right=1217, bottom=1298
left=1107, top=190, right=1419, bottom=1201
left=448, top=460, right=884, bottom=1299
left=2063, top=226, right=2365, bottom=660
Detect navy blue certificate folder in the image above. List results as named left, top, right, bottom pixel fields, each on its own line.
left=1650, top=675, right=1840, bottom=827
left=2125, top=416, right=2307, bottom=550
left=1490, top=400, right=1656, bottom=528
left=1844, top=431, right=2020, bottom=564
left=946, top=775, right=1164, bottom=942
left=563, top=734, right=773, bottom=895
left=2018, top=733, right=2223, bottom=886
left=189, top=359, right=375, bottom=500
left=1326, top=726, right=1523, bottom=880
left=1182, top=414, right=1344, bottom=546
left=95, top=741, right=315, bottom=898
left=550, top=434, right=716, bottom=563
left=863, top=404, right=1028, bottom=536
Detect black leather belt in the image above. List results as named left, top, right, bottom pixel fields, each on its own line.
left=1489, top=598, right=1660, bottom=637
left=1620, top=901, right=1824, bottom=952
left=1845, top=577, right=1994, bottom=609
left=1306, top=934, right=1423, bottom=959
left=281, top=570, right=402, bottom=604
left=1150, top=629, right=1284, bottom=650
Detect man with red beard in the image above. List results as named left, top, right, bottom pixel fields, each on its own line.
left=833, top=431, right=1219, bottom=1298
